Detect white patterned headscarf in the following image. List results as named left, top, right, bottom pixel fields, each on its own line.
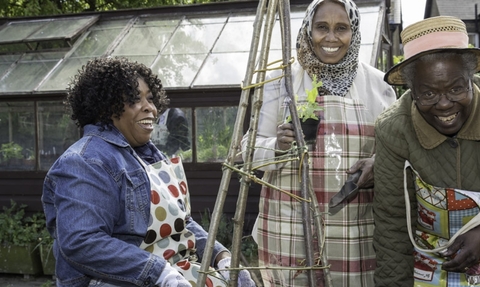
left=296, top=0, right=361, bottom=97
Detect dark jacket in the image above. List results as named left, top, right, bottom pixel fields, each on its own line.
left=160, top=108, right=190, bottom=156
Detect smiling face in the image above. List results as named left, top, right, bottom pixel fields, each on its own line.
left=311, top=0, right=352, bottom=64
left=112, top=77, right=158, bottom=147
left=413, top=55, right=473, bottom=136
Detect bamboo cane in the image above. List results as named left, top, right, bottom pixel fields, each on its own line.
left=196, top=0, right=270, bottom=285
left=277, top=0, right=318, bottom=285
left=279, top=4, right=333, bottom=284
left=198, top=0, right=333, bottom=286
left=225, top=0, right=280, bottom=286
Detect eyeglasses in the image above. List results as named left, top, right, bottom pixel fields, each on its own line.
left=414, top=81, right=472, bottom=106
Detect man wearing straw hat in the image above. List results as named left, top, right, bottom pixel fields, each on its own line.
left=373, top=16, right=480, bottom=286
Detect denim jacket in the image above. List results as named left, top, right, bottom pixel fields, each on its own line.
left=42, top=124, right=227, bottom=287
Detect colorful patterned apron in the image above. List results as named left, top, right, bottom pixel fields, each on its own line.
left=404, top=161, right=480, bottom=286
left=137, top=156, right=227, bottom=287
left=257, top=94, right=376, bottom=287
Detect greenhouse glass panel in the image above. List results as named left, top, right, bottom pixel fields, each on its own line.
left=0, top=54, right=20, bottom=79
left=0, top=102, right=35, bottom=171
left=268, top=17, right=304, bottom=50
left=151, top=54, right=206, bottom=87
left=162, top=23, right=224, bottom=55
left=194, top=52, right=249, bottom=86
left=93, top=18, right=132, bottom=29
left=122, top=55, right=157, bottom=68
left=227, top=14, right=256, bottom=22
left=182, top=14, right=227, bottom=25
left=71, top=28, right=123, bottom=57
left=39, top=57, right=92, bottom=91
left=112, top=26, right=175, bottom=56
left=213, top=21, right=254, bottom=53
left=140, top=18, right=182, bottom=27
left=0, top=21, right=46, bottom=44
left=195, top=106, right=237, bottom=163
left=27, top=16, right=98, bottom=41
left=37, top=101, right=79, bottom=171
left=0, top=52, right=63, bottom=92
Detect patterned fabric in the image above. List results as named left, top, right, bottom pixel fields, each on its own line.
left=407, top=163, right=480, bottom=286
left=139, top=157, right=227, bottom=287
left=296, top=0, right=360, bottom=97
left=257, top=95, right=377, bottom=287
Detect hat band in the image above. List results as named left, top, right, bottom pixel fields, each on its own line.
left=403, top=31, right=469, bottom=60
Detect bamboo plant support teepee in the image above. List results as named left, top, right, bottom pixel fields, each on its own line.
left=197, top=0, right=332, bottom=286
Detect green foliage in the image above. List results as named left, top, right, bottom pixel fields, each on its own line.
left=0, top=142, right=23, bottom=161
left=0, top=200, right=46, bottom=246
left=36, top=225, right=54, bottom=248
left=393, top=55, right=407, bottom=98
left=287, top=75, right=324, bottom=122
left=40, top=281, right=55, bottom=287
left=195, top=107, right=236, bottom=162
left=0, top=0, right=230, bottom=17
left=199, top=209, right=258, bottom=266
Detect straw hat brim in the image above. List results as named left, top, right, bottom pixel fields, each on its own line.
left=384, top=47, right=480, bottom=85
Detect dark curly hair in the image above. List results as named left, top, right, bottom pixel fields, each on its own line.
left=66, top=57, right=169, bottom=128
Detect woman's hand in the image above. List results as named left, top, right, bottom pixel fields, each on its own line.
left=347, top=157, right=374, bottom=189
left=276, top=123, right=295, bottom=151
left=441, top=225, right=480, bottom=273
left=217, top=257, right=256, bottom=287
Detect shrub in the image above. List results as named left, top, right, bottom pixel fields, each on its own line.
left=0, top=200, right=46, bottom=246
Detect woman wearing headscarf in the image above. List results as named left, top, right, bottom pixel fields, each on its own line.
left=241, top=0, right=396, bottom=286
left=374, top=16, right=480, bottom=287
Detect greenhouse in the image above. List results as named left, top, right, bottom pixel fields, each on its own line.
left=0, top=0, right=395, bottom=223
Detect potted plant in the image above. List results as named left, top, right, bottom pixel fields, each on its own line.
left=286, top=75, right=324, bottom=143
left=37, top=227, right=55, bottom=276
left=0, top=200, right=44, bottom=276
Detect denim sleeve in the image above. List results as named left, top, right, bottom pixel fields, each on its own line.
left=44, top=152, right=165, bottom=286
left=186, top=217, right=229, bottom=267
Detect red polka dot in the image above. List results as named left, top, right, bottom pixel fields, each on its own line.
left=179, top=182, right=187, bottom=195
left=160, top=224, right=172, bottom=237
left=187, top=240, right=194, bottom=249
left=151, top=190, right=160, bottom=204
left=177, top=260, right=191, bottom=270
left=206, top=277, right=213, bottom=287
left=168, top=185, right=180, bottom=197
left=171, top=157, right=180, bottom=164
left=163, top=249, right=175, bottom=260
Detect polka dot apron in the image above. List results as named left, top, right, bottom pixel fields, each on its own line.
left=137, top=156, right=227, bottom=287
left=403, top=161, right=480, bottom=286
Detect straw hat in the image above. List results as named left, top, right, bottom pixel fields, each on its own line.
left=384, top=16, right=480, bottom=85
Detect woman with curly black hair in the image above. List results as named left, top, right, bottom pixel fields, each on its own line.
left=41, top=57, right=255, bottom=287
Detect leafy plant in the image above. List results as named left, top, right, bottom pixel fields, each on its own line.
left=0, top=142, right=23, bottom=161
left=393, top=55, right=406, bottom=98
left=287, top=75, right=324, bottom=122
left=0, top=200, right=46, bottom=246
left=36, top=226, right=54, bottom=249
